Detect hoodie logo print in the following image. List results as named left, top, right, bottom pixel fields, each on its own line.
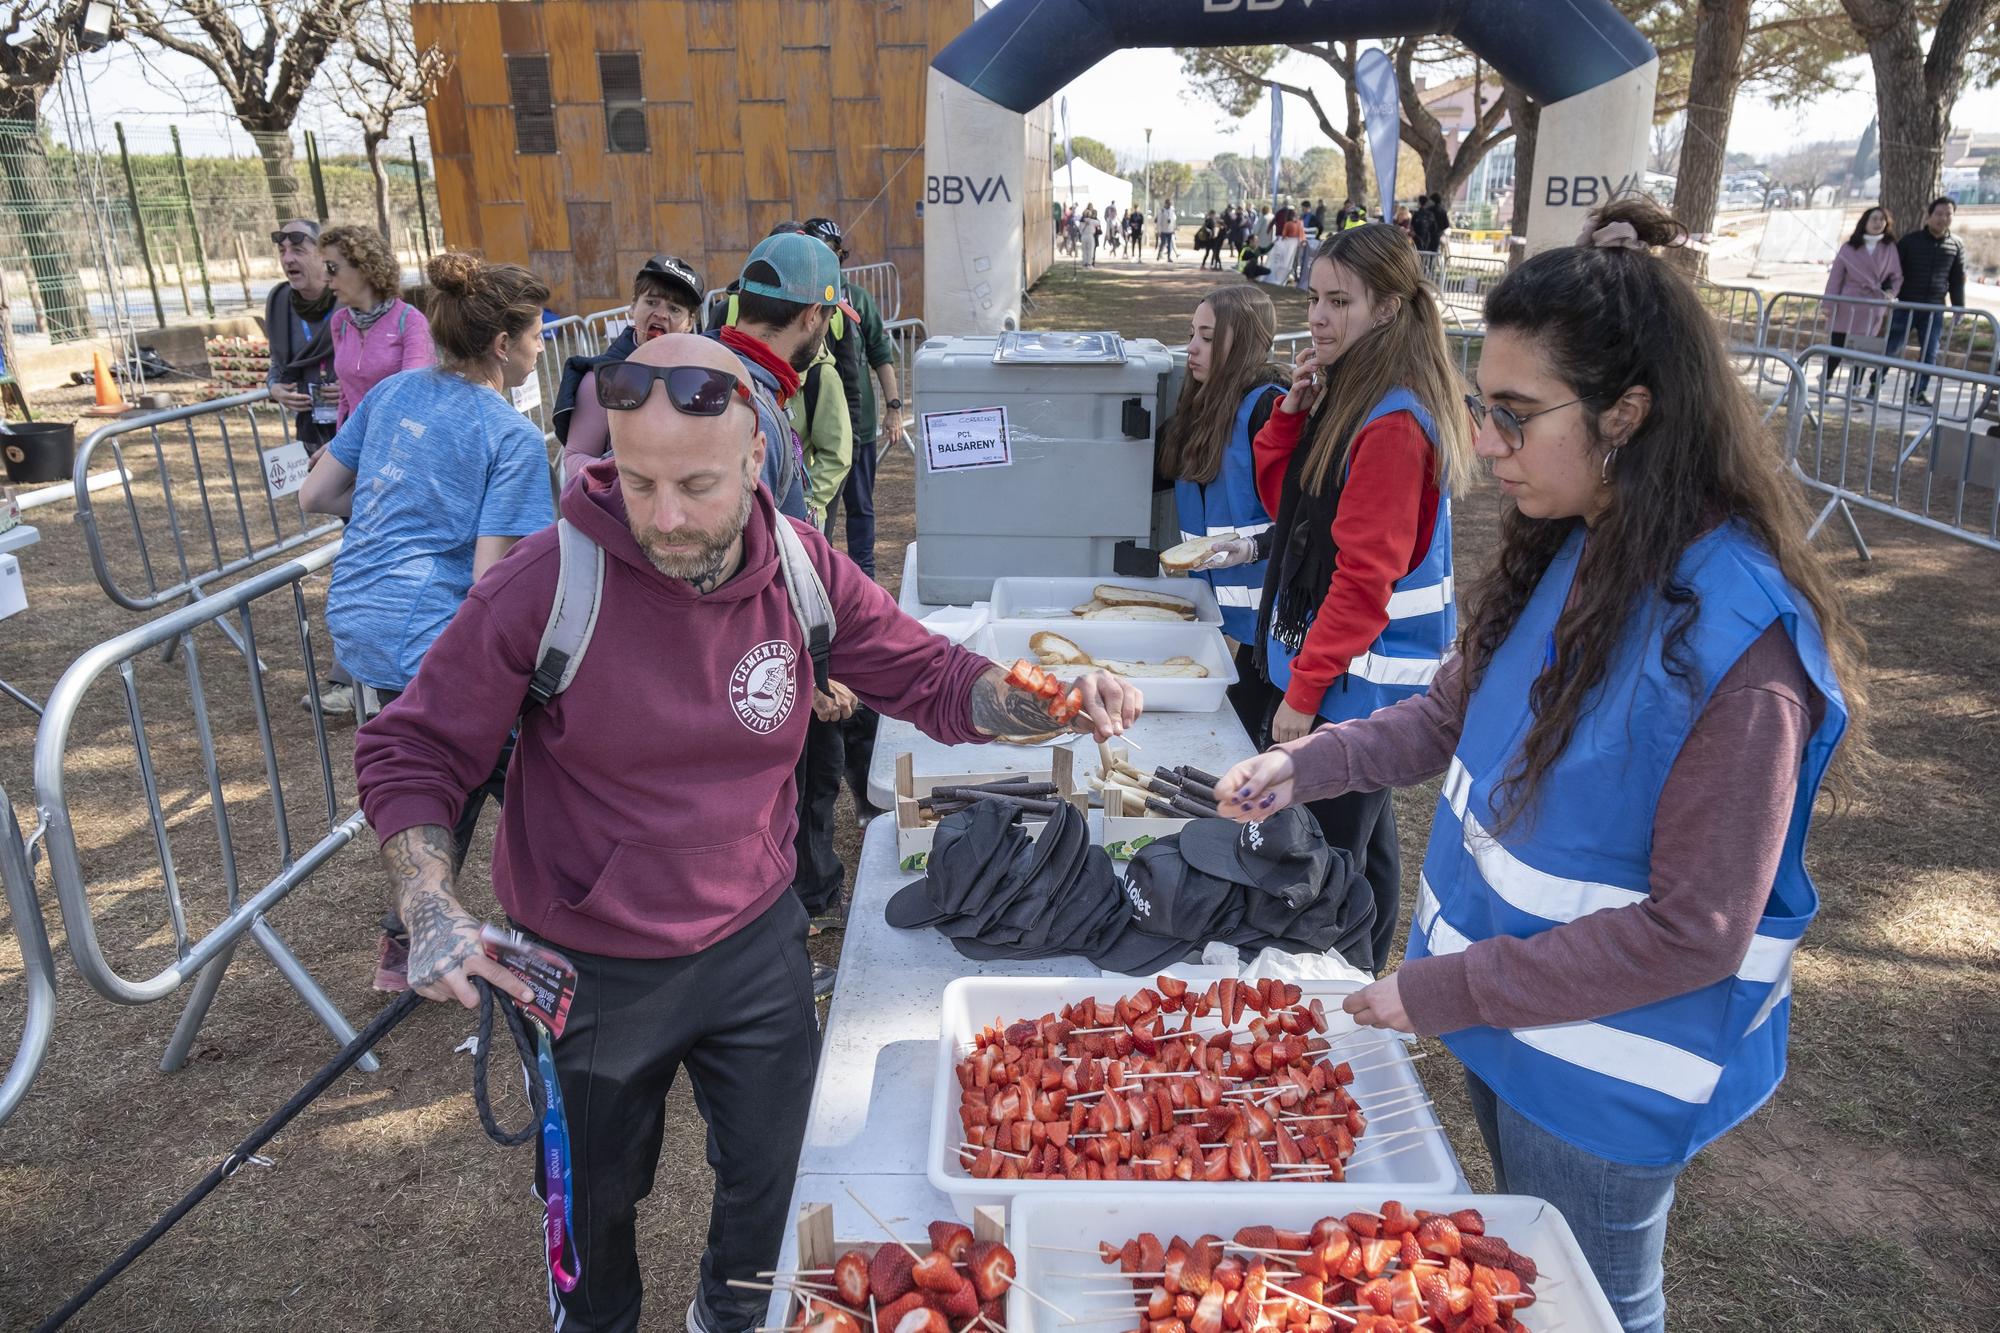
left=729, top=640, right=799, bottom=734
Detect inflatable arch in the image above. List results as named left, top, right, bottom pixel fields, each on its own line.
left=924, top=0, right=1657, bottom=333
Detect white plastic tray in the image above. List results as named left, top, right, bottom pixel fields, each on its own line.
left=965, top=622, right=1237, bottom=713
left=989, top=576, right=1223, bottom=627
left=1005, top=1188, right=1620, bottom=1333
left=931, top=977, right=1461, bottom=1220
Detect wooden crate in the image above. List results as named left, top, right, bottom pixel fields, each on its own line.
left=778, top=1202, right=1007, bottom=1329
left=894, top=748, right=1081, bottom=867
left=1095, top=742, right=1193, bottom=859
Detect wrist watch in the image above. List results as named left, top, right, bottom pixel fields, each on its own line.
left=886, top=398, right=903, bottom=410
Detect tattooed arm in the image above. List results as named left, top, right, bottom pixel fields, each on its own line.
left=384, top=824, right=535, bottom=1009
left=969, top=665, right=1142, bottom=742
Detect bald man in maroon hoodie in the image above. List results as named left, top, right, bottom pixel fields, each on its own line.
left=354, top=332, right=1140, bottom=1333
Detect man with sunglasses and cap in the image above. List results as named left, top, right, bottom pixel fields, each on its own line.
left=555, top=253, right=706, bottom=479
left=354, top=330, right=1142, bottom=1333
left=264, top=219, right=338, bottom=448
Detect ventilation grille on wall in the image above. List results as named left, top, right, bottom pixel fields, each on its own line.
left=507, top=54, right=557, bottom=155
left=599, top=52, right=647, bottom=154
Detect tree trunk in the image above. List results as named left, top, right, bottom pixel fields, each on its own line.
left=365, top=131, right=393, bottom=241
left=1501, top=83, right=1539, bottom=266
left=1339, top=41, right=1367, bottom=200
left=251, top=129, right=305, bottom=226
left=1843, top=0, right=2000, bottom=234
left=0, top=113, right=93, bottom=342
left=1672, top=0, right=1753, bottom=275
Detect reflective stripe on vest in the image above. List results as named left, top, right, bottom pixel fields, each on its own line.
left=1409, top=524, right=1848, bottom=1166
left=1172, top=386, right=1275, bottom=642
left=1265, top=388, right=1454, bottom=722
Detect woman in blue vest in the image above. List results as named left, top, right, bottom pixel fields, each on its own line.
left=1212, top=197, right=1868, bottom=1333
left=1157, top=283, right=1286, bottom=735
left=1228, top=223, right=1472, bottom=973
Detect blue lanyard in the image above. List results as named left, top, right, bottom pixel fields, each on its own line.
left=533, top=1019, right=581, bottom=1292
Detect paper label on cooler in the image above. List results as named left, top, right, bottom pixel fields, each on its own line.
left=510, top=377, right=543, bottom=415
left=922, top=405, right=1011, bottom=472
left=263, top=441, right=312, bottom=498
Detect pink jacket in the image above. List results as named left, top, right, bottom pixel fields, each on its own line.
left=331, top=299, right=437, bottom=422
left=1823, top=239, right=1902, bottom=339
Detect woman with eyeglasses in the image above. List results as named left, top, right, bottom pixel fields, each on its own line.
left=301, top=253, right=555, bottom=987
left=1207, top=223, right=1472, bottom=973
left=321, top=224, right=436, bottom=427
left=1211, top=196, right=1867, bottom=1333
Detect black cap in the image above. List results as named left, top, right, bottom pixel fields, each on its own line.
left=802, top=217, right=847, bottom=255
left=636, top=254, right=704, bottom=309
left=1177, top=809, right=1331, bottom=911
left=884, top=802, right=1029, bottom=929
left=767, top=219, right=807, bottom=236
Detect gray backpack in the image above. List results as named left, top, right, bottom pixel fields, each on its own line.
left=526, top=514, right=836, bottom=707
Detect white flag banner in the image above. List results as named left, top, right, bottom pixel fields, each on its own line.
left=1355, top=47, right=1400, bottom=224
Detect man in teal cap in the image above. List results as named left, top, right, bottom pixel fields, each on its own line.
left=707, top=231, right=858, bottom=521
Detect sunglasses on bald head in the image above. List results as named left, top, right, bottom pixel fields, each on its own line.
left=595, top=362, right=752, bottom=415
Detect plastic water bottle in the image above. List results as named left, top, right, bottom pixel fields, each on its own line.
left=312, top=369, right=340, bottom=427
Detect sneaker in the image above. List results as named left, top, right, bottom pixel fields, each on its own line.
left=687, top=1301, right=713, bottom=1333
left=1912, top=389, right=1932, bottom=407
left=809, top=899, right=850, bottom=935
left=811, top=960, right=837, bottom=999
left=373, top=931, right=409, bottom=992
left=300, top=682, right=355, bottom=715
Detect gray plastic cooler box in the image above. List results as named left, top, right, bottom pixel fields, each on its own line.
left=913, top=331, right=1174, bottom=606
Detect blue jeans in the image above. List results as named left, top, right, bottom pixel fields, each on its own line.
left=1881, top=307, right=1942, bottom=397
left=840, top=431, right=880, bottom=579
left=1463, top=1070, right=1685, bottom=1333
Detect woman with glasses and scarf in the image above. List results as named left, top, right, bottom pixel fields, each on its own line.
left=321, top=224, right=436, bottom=426
left=1210, top=223, right=1472, bottom=973
left=301, top=252, right=556, bottom=988
left=1212, top=197, right=1866, bottom=1333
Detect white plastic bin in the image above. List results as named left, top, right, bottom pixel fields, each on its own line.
left=931, top=977, right=1462, bottom=1220
left=988, top=576, right=1224, bottom=627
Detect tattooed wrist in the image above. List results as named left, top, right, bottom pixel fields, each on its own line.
left=969, top=666, right=1068, bottom=738
left=384, top=824, right=477, bottom=988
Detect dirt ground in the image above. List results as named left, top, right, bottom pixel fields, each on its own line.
left=1, top=260, right=1996, bottom=1330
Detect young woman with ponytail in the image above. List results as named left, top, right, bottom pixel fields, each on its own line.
left=1213, top=197, right=1867, bottom=1333
left=1156, top=283, right=1286, bottom=733
left=1223, top=223, right=1473, bottom=972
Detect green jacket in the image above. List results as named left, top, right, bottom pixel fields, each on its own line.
left=832, top=283, right=896, bottom=444
left=789, top=342, right=852, bottom=520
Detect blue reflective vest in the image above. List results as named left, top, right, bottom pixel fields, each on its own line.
left=1172, top=386, right=1276, bottom=642
left=1265, top=389, right=1454, bottom=724
left=1409, top=524, right=1848, bottom=1167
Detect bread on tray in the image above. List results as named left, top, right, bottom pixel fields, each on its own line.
left=1158, top=533, right=1232, bottom=574
left=1026, top=631, right=1210, bottom=679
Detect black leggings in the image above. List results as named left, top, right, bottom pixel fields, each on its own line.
left=1825, top=331, right=1851, bottom=379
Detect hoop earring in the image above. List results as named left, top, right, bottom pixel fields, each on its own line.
left=1600, top=447, right=1619, bottom=486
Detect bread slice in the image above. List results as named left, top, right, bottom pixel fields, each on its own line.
left=1029, top=631, right=1092, bottom=666
left=1091, top=583, right=1198, bottom=618
left=1097, top=657, right=1210, bottom=679
left=1158, top=534, right=1232, bottom=574
left=1070, top=599, right=1109, bottom=615
left=1080, top=605, right=1188, bottom=622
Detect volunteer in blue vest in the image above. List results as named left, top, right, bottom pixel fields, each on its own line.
left=1156, top=283, right=1285, bottom=735
left=1212, top=197, right=1868, bottom=1333
left=1225, top=222, right=1472, bottom=973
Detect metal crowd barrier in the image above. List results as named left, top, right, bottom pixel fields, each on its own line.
left=71, top=391, right=342, bottom=659
left=0, top=783, right=56, bottom=1125
left=881, top=317, right=927, bottom=460
left=1268, top=328, right=1483, bottom=383
left=533, top=314, right=609, bottom=446
left=842, top=261, right=902, bottom=323
left=1698, top=279, right=1767, bottom=350
left=33, top=540, right=378, bottom=1078
left=1420, top=251, right=1504, bottom=319
left=1757, top=291, right=1998, bottom=429
left=1781, top=344, right=2000, bottom=558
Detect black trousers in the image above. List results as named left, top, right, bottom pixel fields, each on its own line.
left=839, top=432, right=880, bottom=579
left=1225, top=641, right=1281, bottom=744
left=530, top=893, right=820, bottom=1333
left=842, top=705, right=882, bottom=816
left=791, top=713, right=847, bottom=916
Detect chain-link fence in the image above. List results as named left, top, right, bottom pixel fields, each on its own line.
left=0, top=116, right=444, bottom=349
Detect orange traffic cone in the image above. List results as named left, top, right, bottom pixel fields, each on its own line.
left=83, top=350, right=127, bottom=417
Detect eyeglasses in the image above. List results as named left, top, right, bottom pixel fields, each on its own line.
left=595, top=363, right=752, bottom=415
left=272, top=230, right=316, bottom=250
left=1463, top=392, right=1591, bottom=454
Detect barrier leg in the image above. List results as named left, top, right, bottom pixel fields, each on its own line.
left=0, top=677, right=43, bottom=716
left=250, top=917, right=378, bottom=1073
left=161, top=943, right=233, bottom=1072
left=1835, top=498, right=1871, bottom=561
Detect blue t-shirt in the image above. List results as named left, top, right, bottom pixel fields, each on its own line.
left=326, top=368, right=555, bottom=689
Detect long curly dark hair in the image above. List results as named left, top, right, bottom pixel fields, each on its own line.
left=1463, top=195, right=1869, bottom=829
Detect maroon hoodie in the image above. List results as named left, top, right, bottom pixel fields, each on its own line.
left=354, top=459, right=993, bottom=958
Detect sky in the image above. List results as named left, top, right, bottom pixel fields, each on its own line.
left=1050, top=46, right=2000, bottom=171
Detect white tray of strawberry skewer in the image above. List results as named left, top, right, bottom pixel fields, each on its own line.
left=1005, top=1189, right=1619, bottom=1333
left=930, top=976, right=1462, bottom=1219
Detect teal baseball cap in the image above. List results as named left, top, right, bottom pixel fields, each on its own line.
left=739, top=232, right=859, bottom=320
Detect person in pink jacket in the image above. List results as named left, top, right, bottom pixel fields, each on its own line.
left=321, top=224, right=437, bottom=423
left=1822, top=205, right=1901, bottom=391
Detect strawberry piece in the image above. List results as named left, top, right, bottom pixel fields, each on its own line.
left=1234, top=1225, right=1279, bottom=1251
left=1158, top=975, right=1189, bottom=1000
left=871, top=1246, right=917, bottom=1305
left=1388, top=1270, right=1424, bottom=1323
left=967, top=1240, right=1017, bottom=1303
left=1397, top=1234, right=1423, bottom=1270
left=1190, top=1286, right=1227, bottom=1333
left=1138, top=1232, right=1166, bottom=1275
left=1470, top=1289, right=1499, bottom=1326
left=1121, top=1238, right=1144, bottom=1273
left=1147, top=1286, right=1175, bottom=1319
left=1417, top=1215, right=1463, bottom=1258
left=1213, top=1256, right=1245, bottom=1291
left=937, top=1277, right=979, bottom=1321
left=875, top=1292, right=926, bottom=1332
left=978, top=1298, right=1005, bottom=1328
left=1360, top=1238, right=1398, bottom=1278
left=1218, top=979, right=1240, bottom=1029
left=912, top=1250, right=960, bottom=1293
left=928, top=1222, right=975, bottom=1264
left=1272, top=1230, right=1310, bottom=1252
left=1449, top=1209, right=1486, bottom=1237
left=892, top=1309, right=948, bottom=1333
left=833, top=1251, right=870, bottom=1308
left=1417, top=1272, right=1454, bottom=1324
left=1379, top=1201, right=1415, bottom=1238
left=1357, top=1278, right=1393, bottom=1315
left=1460, top=1235, right=1511, bottom=1270
left=1176, top=1292, right=1199, bottom=1320
left=1344, top=1212, right=1380, bottom=1240
left=1503, top=1251, right=1539, bottom=1285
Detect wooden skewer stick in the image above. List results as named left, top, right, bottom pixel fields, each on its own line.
left=843, top=1186, right=924, bottom=1264
left=1001, top=1271, right=1077, bottom=1323
left=1227, top=1242, right=1312, bottom=1256
left=957, top=1142, right=1032, bottom=1160
left=1030, top=1244, right=1106, bottom=1254
left=1058, top=1311, right=1150, bottom=1326
left=757, top=1267, right=836, bottom=1278
left=725, top=1281, right=866, bottom=1317
left=1340, top=1137, right=1433, bottom=1172
left=1337, top=1050, right=1431, bottom=1079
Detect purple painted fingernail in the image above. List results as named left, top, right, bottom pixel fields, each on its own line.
left=1238, top=786, right=1253, bottom=799
left=1259, top=794, right=1276, bottom=808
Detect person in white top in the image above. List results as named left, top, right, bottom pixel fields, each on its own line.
left=1155, top=202, right=1178, bottom=262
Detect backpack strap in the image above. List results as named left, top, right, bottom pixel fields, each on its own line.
left=528, top=518, right=605, bottom=706
left=771, top=515, right=837, bottom=694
